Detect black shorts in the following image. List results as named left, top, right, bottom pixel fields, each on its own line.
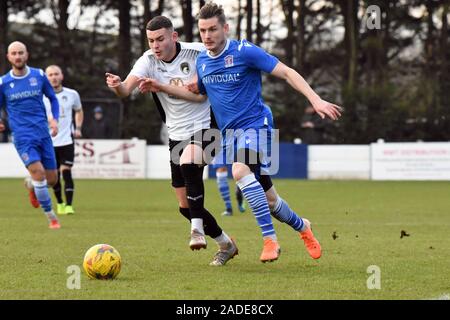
left=169, top=129, right=219, bottom=188
left=54, top=143, right=75, bottom=168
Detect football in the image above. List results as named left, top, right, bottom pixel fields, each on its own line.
left=83, top=244, right=122, bottom=280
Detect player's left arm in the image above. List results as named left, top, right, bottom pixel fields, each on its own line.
left=74, top=109, right=83, bottom=138
left=73, top=92, right=83, bottom=138
left=42, top=73, right=59, bottom=136
left=242, top=40, right=342, bottom=120
left=270, top=62, right=342, bottom=120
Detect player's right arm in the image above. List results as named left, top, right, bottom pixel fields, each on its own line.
left=105, top=73, right=141, bottom=98
left=137, top=77, right=207, bottom=103
left=0, top=86, right=5, bottom=132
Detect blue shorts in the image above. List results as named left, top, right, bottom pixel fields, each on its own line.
left=14, top=136, right=57, bottom=170
left=210, top=147, right=228, bottom=169
left=221, top=126, right=278, bottom=175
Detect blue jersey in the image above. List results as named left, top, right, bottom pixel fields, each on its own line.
left=0, top=66, right=59, bottom=141
left=197, top=39, right=278, bottom=133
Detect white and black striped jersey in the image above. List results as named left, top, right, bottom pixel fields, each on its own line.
left=130, top=42, right=210, bottom=141
left=44, top=87, right=82, bottom=147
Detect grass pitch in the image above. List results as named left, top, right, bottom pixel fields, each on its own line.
left=0, top=178, right=449, bottom=300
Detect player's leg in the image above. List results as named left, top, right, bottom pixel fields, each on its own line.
left=265, top=185, right=321, bottom=259
left=52, top=147, right=65, bottom=214
left=180, top=143, right=209, bottom=249
left=231, top=128, right=280, bottom=262
left=40, top=137, right=61, bottom=228
left=174, top=184, right=237, bottom=264
left=27, top=161, right=60, bottom=229
left=24, top=175, right=40, bottom=208
left=60, top=143, right=76, bottom=214
left=215, top=166, right=233, bottom=216
left=15, top=137, right=59, bottom=228
left=180, top=136, right=238, bottom=265
left=61, top=166, right=74, bottom=214
left=233, top=160, right=279, bottom=262
left=235, top=185, right=246, bottom=212
left=172, top=178, right=221, bottom=240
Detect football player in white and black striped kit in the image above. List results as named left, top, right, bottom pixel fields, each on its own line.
left=105, top=16, right=237, bottom=266
left=44, top=65, right=83, bottom=216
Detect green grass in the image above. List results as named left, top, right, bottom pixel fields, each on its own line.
left=0, top=179, right=449, bottom=300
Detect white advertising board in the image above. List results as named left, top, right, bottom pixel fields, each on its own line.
left=0, top=143, right=29, bottom=177
left=73, top=139, right=147, bottom=179
left=308, top=145, right=371, bottom=179
left=371, top=142, right=450, bottom=180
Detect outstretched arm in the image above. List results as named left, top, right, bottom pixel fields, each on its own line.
left=271, top=62, right=342, bottom=120
left=105, top=73, right=141, bottom=98
left=137, top=78, right=207, bottom=103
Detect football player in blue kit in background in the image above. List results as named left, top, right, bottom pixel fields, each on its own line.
left=0, top=41, right=61, bottom=229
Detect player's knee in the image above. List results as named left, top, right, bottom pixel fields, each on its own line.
left=216, top=166, right=227, bottom=173
left=178, top=197, right=189, bottom=208
left=232, top=162, right=251, bottom=181
left=62, top=169, right=74, bottom=187
left=266, top=194, right=278, bottom=211
left=46, top=173, right=58, bottom=186
left=180, top=163, right=203, bottom=180
left=180, top=144, right=203, bottom=165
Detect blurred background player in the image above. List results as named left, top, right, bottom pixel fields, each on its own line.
left=106, top=16, right=237, bottom=266
left=0, top=41, right=60, bottom=229
left=44, top=64, right=84, bottom=215
left=213, top=164, right=245, bottom=216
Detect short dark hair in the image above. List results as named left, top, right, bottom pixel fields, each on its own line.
left=198, top=2, right=226, bottom=25
left=146, top=16, right=173, bottom=31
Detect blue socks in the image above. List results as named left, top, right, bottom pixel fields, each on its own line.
left=237, top=174, right=275, bottom=237
left=271, top=196, right=306, bottom=232
left=32, top=179, right=57, bottom=221
left=216, top=171, right=232, bottom=212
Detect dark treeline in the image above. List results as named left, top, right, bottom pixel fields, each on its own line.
left=1, top=0, right=449, bottom=143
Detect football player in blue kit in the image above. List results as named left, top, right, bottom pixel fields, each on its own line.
left=0, top=41, right=61, bottom=229
left=139, top=2, right=342, bottom=263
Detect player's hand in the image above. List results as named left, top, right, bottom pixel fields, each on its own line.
left=49, top=119, right=58, bottom=137
left=186, top=82, right=199, bottom=94
left=74, top=128, right=82, bottom=138
left=137, top=78, right=161, bottom=93
left=0, top=121, right=5, bottom=132
left=312, top=99, right=343, bottom=120
left=105, top=72, right=122, bottom=88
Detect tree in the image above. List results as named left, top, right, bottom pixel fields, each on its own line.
left=0, top=0, right=8, bottom=73
left=181, top=0, right=193, bottom=41
left=140, top=0, right=164, bottom=52
left=295, top=0, right=306, bottom=71
left=256, top=0, right=262, bottom=45
left=49, top=0, right=70, bottom=67
left=246, top=0, right=253, bottom=42
left=280, top=0, right=294, bottom=65
left=236, top=0, right=243, bottom=40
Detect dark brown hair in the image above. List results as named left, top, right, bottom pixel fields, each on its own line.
left=198, top=2, right=226, bottom=25
left=146, top=16, right=173, bottom=31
